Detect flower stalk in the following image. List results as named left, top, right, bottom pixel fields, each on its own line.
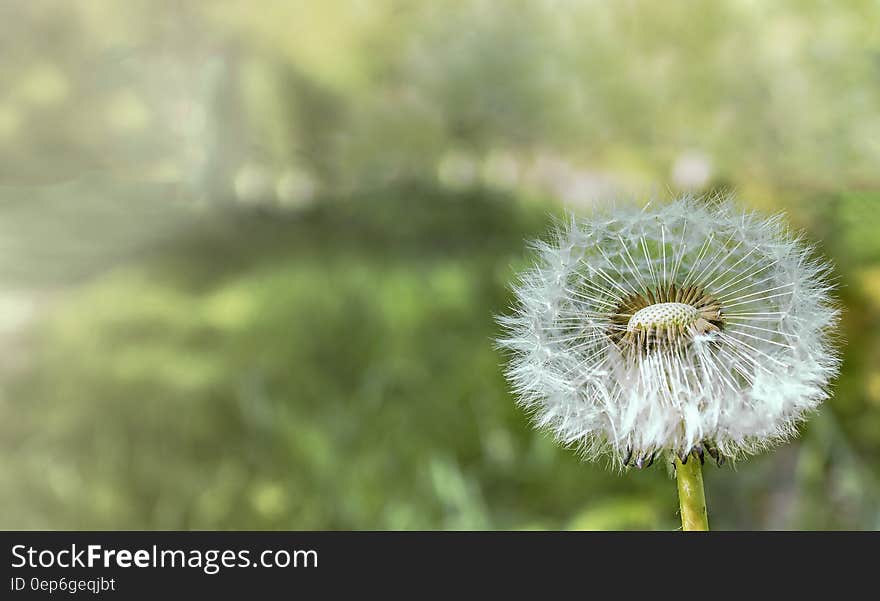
left=675, top=454, right=709, bottom=531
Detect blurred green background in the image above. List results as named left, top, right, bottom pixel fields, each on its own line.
left=1, top=0, right=879, bottom=530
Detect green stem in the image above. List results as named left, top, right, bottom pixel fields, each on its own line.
left=674, top=454, right=709, bottom=531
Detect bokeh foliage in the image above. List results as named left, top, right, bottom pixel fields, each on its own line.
left=1, top=1, right=879, bottom=529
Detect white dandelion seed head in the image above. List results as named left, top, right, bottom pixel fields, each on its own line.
left=498, top=196, right=841, bottom=470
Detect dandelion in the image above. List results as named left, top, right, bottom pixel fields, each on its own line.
left=498, top=196, right=840, bottom=530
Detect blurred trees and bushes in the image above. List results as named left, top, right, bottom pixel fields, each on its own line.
left=1, top=0, right=879, bottom=529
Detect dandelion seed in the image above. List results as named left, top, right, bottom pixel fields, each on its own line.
left=498, top=196, right=840, bottom=477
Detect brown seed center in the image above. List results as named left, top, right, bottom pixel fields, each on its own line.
left=607, top=283, right=723, bottom=352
